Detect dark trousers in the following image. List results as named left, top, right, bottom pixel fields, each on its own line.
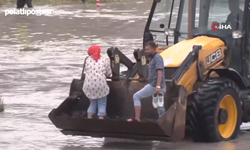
left=17, top=0, right=32, bottom=8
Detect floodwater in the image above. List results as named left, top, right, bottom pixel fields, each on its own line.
left=0, top=1, right=250, bottom=150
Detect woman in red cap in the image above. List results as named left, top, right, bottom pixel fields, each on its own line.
left=82, top=45, right=112, bottom=119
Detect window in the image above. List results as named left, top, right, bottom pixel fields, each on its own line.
left=207, top=0, right=244, bottom=30
left=149, top=0, right=174, bottom=31
left=149, top=0, right=188, bottom=31
left=178, top=0, right=200, bottom=41
left=180, top=0, right=245, bottom=39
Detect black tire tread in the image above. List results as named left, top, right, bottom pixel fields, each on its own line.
left=190, top=77, right=241, bottom=142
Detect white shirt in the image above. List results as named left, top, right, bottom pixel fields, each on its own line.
left=82, top=56, right=112, bottom=99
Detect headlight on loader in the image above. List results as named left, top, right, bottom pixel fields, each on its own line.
left=164, top=28, right=175, bottom=36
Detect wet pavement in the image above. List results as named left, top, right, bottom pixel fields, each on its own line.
left=1, top=1, right=250, bottom=150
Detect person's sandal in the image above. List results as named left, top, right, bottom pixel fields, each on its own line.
left=99, top=116, right=107, bottom=119
left=127, top=118, right=140, bottom=122
left=87, top=114, right=94, bottom=119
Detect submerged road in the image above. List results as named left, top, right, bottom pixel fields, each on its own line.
left=0, top=1, right=250, bottom=150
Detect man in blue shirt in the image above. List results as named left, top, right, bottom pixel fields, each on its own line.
left=128, top=41, right=166, bottom=122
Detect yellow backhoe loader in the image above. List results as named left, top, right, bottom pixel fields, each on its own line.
left=49, top=0, right=250, bottom=143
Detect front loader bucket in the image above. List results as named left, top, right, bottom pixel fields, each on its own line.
left=48, top=78, right=188, bottom=142
left=158, top=84, right=187, bottom=141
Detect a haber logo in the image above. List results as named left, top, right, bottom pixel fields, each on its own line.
left=211, top=22, right=232, bottom=31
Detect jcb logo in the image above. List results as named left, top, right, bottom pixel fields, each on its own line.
left=114, top=54, right=120, bottom=64
left=206, top=49, right=222, bottom=65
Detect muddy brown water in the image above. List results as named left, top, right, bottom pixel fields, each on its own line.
left=1, top=1, right=250, bottom=150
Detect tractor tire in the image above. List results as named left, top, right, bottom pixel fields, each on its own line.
left=190, top=78, right=241, bottom=142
